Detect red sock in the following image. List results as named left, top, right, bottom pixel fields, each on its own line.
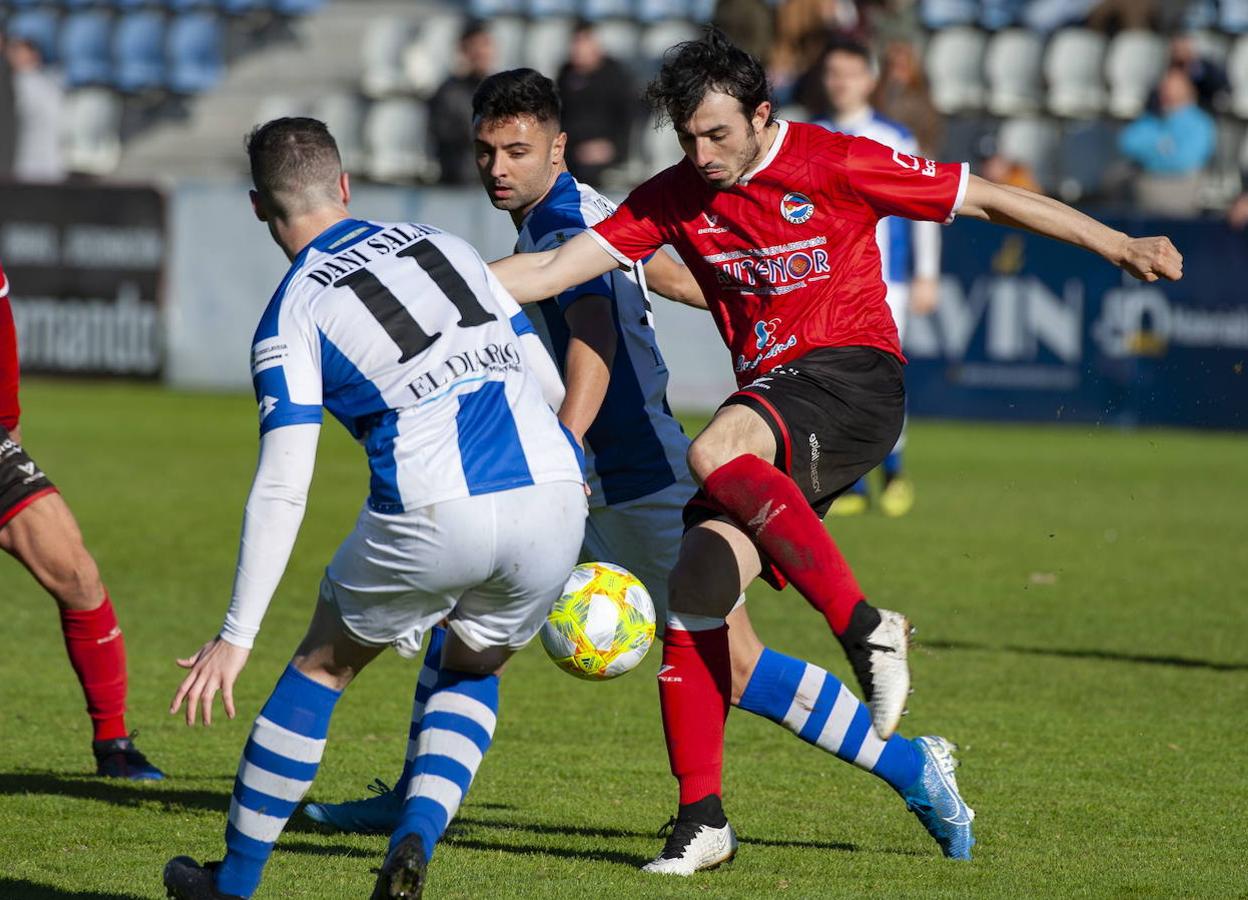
left=659, top=624, right=731, bottom=805
left=60, top=595, right=129, bottom=742
left=703, top=454, right=866, bottom=635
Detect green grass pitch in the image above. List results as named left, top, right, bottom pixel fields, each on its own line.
left=1, top=380, right=1245, bottom=898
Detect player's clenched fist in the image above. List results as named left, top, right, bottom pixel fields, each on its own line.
left=1118, top=235, right=1183, bottom=283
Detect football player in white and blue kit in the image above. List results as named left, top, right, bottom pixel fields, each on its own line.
left=816, top=37, right=942, bottom=518
left=162, top=118, right=587, bottom=900
left=305, top=70, right=971, bottom=869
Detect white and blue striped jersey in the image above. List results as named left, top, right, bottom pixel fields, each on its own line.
left=250, top=218, right=583, bottom=512
left=516, top=173, right=690, bottom=509
left=815, top=110, right=941, bottom=286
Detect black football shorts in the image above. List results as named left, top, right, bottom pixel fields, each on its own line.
left=0, top=425, right=57, bottom=529
left=684, top=345, right=905, bottom=530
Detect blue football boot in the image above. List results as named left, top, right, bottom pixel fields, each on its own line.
left=303, top=778, right=401, bottom=834
left=900, top=736, right=975, bottom=859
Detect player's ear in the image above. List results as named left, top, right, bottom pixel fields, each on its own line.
left=751, top=101, right=772, bottom=134
left=552, top=130, right=568, bottom=167
left=338, top=171, right=351, bottom=206
left=249, top=189, right=267, bottom=223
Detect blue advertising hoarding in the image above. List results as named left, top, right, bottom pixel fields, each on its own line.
left=905, top=218, right=1248, bottom=430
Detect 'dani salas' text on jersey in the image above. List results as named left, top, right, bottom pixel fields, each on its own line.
left=815, top=111, right=943, bottom=287
left=517, top=173, right=688, bottom=508
left=252, top=219, right=582, bottom=511
left=589, top=121, right=967, bottom=386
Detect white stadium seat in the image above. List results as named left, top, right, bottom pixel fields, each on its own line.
left=365, top=98, right=431, bottom=183
left=1045, top=27, right=1107, bottom=118
left=524, top=17, right=574, bottom=74
left=997, top=116, right=1060, bottom=193
left=641, top=114, right=684, bottom=171
left=402, top=13, right=461, bottom=97
left=254, top=93, right=308, bottom=124
left=488, top=15, right=526, bottom=72
left=593, top=19, right=641, bottom=64
left=1228, top=35, right=1248, bottom=118
left=639, top=19, right=700, bottom=66
left=65, top=88, right=122, bottom=176
left=361, top=16, right=418, bottom=99
left=985, top=28, right=1044, bottom=116
left=1189, top=29, right=1231, bottom=67
left=924, top=26, right=987, bottom=114
left=1105, top=29, right=1168, bottom=119
left=314, top=91, right=368, bottom=174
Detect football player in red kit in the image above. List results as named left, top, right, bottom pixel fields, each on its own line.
left=489, top=29, right=1182, bottom=872
left=0, top=260, right=163, bottom=780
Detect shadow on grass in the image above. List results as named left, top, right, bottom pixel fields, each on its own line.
left=923, top=639, right=1248, bottom=672
left=0, top=878, right=144, bottom=899
left=0, top=771, right=229, bottom=813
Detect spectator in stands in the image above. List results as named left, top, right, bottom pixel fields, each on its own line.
left=771, top=0, right=865, bottom=105
left=713, top=0, right=775, bottom=65
left=1086, top=0, right=1190, bottom=33
left=0, top=34, right=16, bottom=177
left=556, top=22, right=636, bottom=187
left=5, top=34, right=64, bottom=183
left=870, top=39, right=941, bottom=155
left=1119, top=66, right=1216, bottom=216
left=429, top=20, right=496, bottom=185
left=1167, top=33, right=1230, bottom=112
left=981, top=152, right=1044, bottom=194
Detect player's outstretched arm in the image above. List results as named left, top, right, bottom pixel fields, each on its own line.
left=170, top=422, right=320, bottom=726
left=643, top=250, right=708, bottom=309
left=561, top=296, right=617, bottom=446
left=959, top=175, right=1184, bottom=282
left=490, top=231, right=620, bottom=303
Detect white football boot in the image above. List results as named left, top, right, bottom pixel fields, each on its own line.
left=840, top=605, right=911, bottom=740
left=642, top=817, right=738, bottom=876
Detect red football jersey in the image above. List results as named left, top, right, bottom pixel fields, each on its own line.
left=589, top=121, right=968, bottom=386
left=0, top=261, right=19, bottom=430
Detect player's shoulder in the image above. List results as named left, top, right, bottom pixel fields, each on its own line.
left=526, top=173, right=604, bottom=242
left=789, top=119, right=854, bottom=149
left=868, top=111, right=914, bottom=143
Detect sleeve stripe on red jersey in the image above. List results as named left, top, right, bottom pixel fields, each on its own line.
left=945, top=162, right=971, bottom=225
left=0, top=273, right=7, bottom=299
left=586, top=227, right=635, bottom=270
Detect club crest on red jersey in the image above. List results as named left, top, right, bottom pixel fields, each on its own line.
left=780, top=192, right=814, bottom=224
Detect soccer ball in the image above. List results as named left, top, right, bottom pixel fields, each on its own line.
left=540, top=562, right=656, bottom=680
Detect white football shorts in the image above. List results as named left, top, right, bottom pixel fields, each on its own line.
left=581, top=475, right=745, bottom=627
left=320, top=480, right=587, bottom=658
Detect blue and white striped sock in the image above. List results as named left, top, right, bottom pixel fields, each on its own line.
left=394, top=625, right=446, bottom=795
left=216, top=665, right=340, bottom=898
left=391, top=668, right=498, bottom=861
left=738, top=648, right=922, bottom=791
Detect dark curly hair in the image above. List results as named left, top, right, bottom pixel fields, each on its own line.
left=472, top=68, right=562, bottom=128
left=644, top=26, right=773, bottom=131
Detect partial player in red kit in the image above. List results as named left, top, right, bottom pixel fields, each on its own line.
left=491, top=29, right=1182, bottom=872
left=0, top=260, right=164, bottom=780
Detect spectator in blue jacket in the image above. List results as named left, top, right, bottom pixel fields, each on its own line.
left=1119, top=67, right=1216, bottom=215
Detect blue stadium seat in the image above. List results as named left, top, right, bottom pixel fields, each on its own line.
left=4, top=0, right=47, bottom=9
left=1183, top=0, right=1219, bottom=30
left=169, top=0, right=219, bottom=12
left=526, top=0, right=578, bottom=17
left=920, top=0, right=977, bottom=29
left=218, top=0, right=266, bottom=16
left=579, top=0, right=634, bottom=21
left=636, top=0, right=689, bottom=23
left=272, top=0, right=325, bottom=15
left=61, top=11, right=114, bottom=88
left=979, top=0, right=1025, bottom=30
left=113, top=0, right=159, bottom=10
left=113, top=10, right=167, bottom=93
left=5, top=9, right=60, bottom=64
left=63, top=0, right=101, bottom=11
left=468, top=0, right=524, bottom=17
left=1223, top=0, right=1248, bottom=34
left=167, top=11, right=224, bottom=94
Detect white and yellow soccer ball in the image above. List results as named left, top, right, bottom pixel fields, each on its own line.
left=540, top=562, right=656, bottom=680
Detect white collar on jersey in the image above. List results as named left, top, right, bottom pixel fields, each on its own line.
left=738, top=119, right=789, bottom=186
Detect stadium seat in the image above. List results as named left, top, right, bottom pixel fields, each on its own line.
left=687, top=0, right=715, bottom=22
left=255, top=93, right=308, bottom=124
left=1183, top=0, right=1218, bottom=30
left=1045, top=28, right=1107, bottom=118
left=169, top=0, right=218, bottom=12
left=985, top=28, right=1044, bottom=116
left=979, top=0, right=1025, bottom=30
left=526, top=0, right=578, bottom=17
left=1228, top=35, right=1248, bottom=118
left=593, top=18, right=641, bottom=66
left=1190, top=29, right=1231, bottom=67
left=1105, top=29, right=1168, bottom=119
left=924, top=26, right=986, bottom=114
left=468, top=0, right=524, bottom=17
left=641, top=113, right=683, bottom=170
left=525, top=17, right=575, bottom=73
left=361, top=16, right=418, bottom=99
left=939, top=114, right=993, bottom=163
left=636, top=0, right=690, bottom=23
left=579, top=0, right=635, bottom=22
left=365, top=97, right=431, bottom=183
left=5, top=9, right=59, bottom=65
left=1222, top=0, right=1248, bottom=34
left=919, top=0, right=977, bottom=29
left=60, top=11, right=114, bottom=88
left=167, top=12, right=224, bottom=95
left=272, top=0, right=326, bottom=15
left=996, top=116, right=1059, bottom=193
left=219, top=0, right=267, bottom=16
left=65, top=87, right=122, bottom=176
left=639, top=18, right=698, bottom=65
left=314, top=91, right=367, bottom=173
left=113, top=11, right=167, bottom=93
left=488, top=15, right=526, bottom=71
left=402, top=14, right=460, bottom=97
